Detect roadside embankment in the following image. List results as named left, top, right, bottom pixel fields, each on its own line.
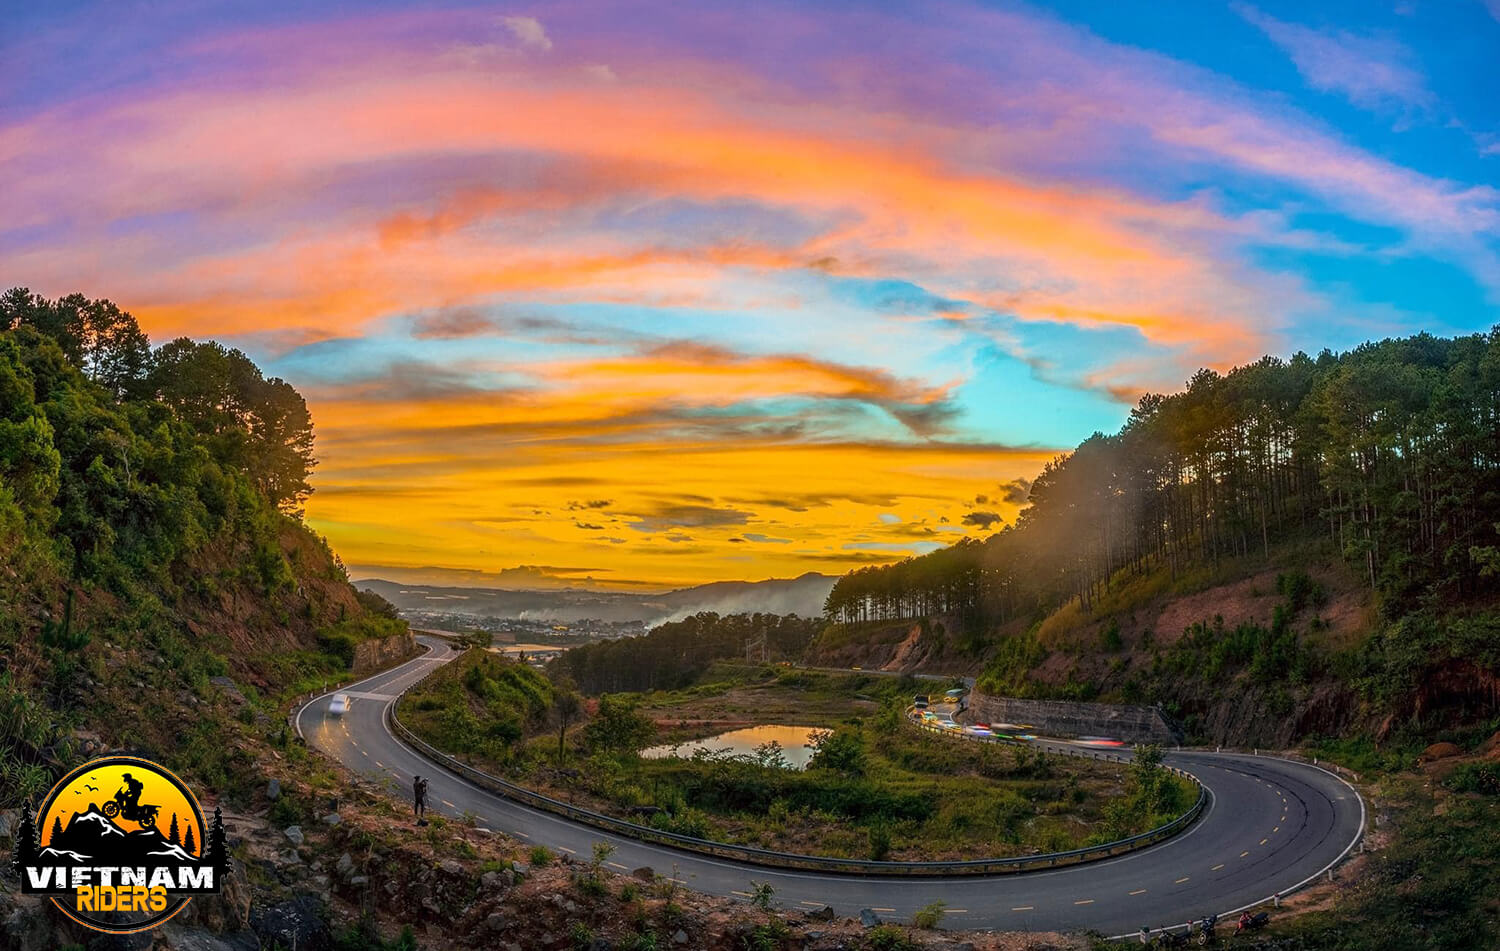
left=964, top=693, right=1181, bottom=744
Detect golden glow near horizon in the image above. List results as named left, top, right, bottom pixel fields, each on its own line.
left=308, top=435, right=1053, bottom=590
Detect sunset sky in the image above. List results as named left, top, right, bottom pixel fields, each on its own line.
left=4, top=2, right=1498, bottom=589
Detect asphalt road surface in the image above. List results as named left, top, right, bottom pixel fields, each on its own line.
left=297, top=637, right=1364, bottom=937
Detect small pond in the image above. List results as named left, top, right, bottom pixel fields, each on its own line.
left=640, top=725, right=823, bottom=770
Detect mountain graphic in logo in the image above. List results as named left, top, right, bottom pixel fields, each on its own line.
left=39, top=806, right=199, bottom=868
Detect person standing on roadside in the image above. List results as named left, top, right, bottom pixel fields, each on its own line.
left=413, top=775, right=429, bottom=823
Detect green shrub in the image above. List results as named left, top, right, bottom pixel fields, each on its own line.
left=1446, top=761, right=1500, bottom=795
left=569, top=921, right=594, bottom=950
left=864, top=925, right=916, bottom=951
left=911, top=900, right=946, bottom=929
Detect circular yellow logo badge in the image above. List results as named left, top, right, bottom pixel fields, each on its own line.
left=12, top=755, right=227, bottom=935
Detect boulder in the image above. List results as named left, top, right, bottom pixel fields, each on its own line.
left=511, top=860, right=530, bottom=876
left=335, top=852, right=355, bottom=879
left=176, top=860, right=253, bottom=932
left=209, top=677, right=248, bottom=705
left=480, top=871, right=504, bottom=890
left=806, top=905, right=835, bottom=922
left=266, top=779, right=281, bottom=802
left=2, top=896, right=59, bottom=951
left=251, top=895, right=330, bottom=951
left=859, top=908, right=881, bottom=928
left=1421, top=742, right=1463, bottom=762
left=283, top=825, right=304, bottom=847
left=485, top=912, right=505, bottom=932
left=632, top=865, right=656, bottom=882
left=439, top=859, right=464, bottom=875
left=320, top=812, right=342, bottom=827
left=672, top=929, right=690, bottom=945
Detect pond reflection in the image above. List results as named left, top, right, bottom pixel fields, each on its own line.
left=640, top=725, right=823, bottom=769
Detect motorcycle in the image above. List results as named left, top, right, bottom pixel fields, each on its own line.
left=102, top=794, right=161, bottom=830
left=1235, top=911, right=1270, bottom=935
left=1195, top=914, right=1218, bottom=946
left=1156, top=928, right=1190, bottom=948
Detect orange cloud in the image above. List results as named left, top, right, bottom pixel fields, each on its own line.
left=6, top=56, right=1279, bottom=362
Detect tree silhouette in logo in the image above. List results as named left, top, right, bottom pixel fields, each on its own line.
left=206, top=806, right=229, bottom=873
left=10, top=801, right=37, bottom=876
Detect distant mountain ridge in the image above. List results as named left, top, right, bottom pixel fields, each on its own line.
left=354, top=572, right=836, bottom=625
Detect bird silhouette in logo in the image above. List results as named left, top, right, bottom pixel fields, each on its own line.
left=85, top=784, right=99, bottom=792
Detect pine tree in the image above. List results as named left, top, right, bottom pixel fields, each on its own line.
left=11, top=802, right=37, bottom=880
left=206, top=806, right=228, bottom=872
left=49, top=816, right=63, bottom=845
left=168, top=814, right=180, bottom=845
left=182, top=825, right=196, bottom=856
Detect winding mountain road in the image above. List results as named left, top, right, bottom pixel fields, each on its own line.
left=296, top=637, right=1364, bottom=937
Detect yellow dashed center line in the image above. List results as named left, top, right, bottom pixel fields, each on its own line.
left=442, top=800, right=456, bottom=808
left=1240, top=850, right=1251, bottom=857
left=1175, top=876, right=1190, bottom=884
left=1260, top=838, right=1268, bottom=845
left=872, top=907, right=896, bottom=913
left=1074, top=899, right=1094, bottom=905
left=608, top=862, right=628, bottom=871
left=374, top=761, right=385, bottom=769
left=946, top=908, right=968, bottom=913
left=1211, top=864, right=1225, bottom=871
left=1012, top=906, right=1035, bottom=912
left=731, top=891, right=753, bottom=898
left=1129, top=889, right=1147, bottom=896
left=557, top=846, right=576, bottom=855
left=798, top=901, right=824, bottom=907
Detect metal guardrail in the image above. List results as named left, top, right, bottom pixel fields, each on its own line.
left=384, top=681, right=1208, bottom=877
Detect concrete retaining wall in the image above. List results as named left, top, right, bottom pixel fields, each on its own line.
left=966, top=693, right=1181, bottom=745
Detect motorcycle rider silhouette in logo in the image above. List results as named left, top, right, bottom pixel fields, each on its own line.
left=101, top=772, right=162, bottom=829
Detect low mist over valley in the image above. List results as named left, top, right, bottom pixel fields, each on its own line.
left=355, top=572, right=836, bottom=626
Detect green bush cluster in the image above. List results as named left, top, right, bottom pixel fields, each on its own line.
left=0, top=290, right=401, bottom=806
left=1445, top=761, right=1500, bottom=795
left=399, top=650, right=556, bottom=763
